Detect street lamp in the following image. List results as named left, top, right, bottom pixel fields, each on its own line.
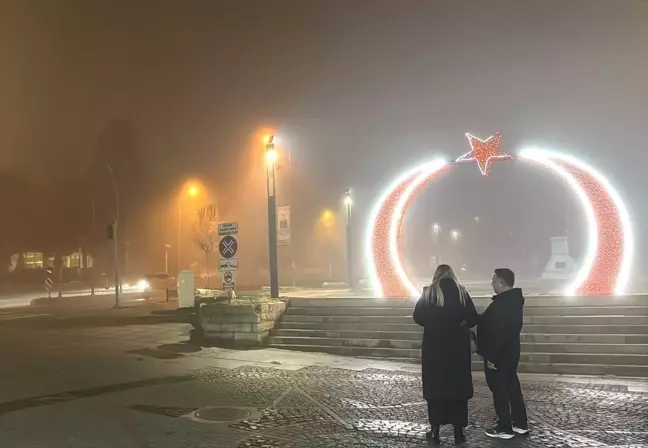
left=344, top=189, right=355, bottom=290
left=164, top=244, right=171, bottom=273
left=451, top=230, right=460, bottom=241
left=265, top=135, right=279, bottom=298
left=432, top=223, right=441, bottom=265
left=107, top=164, right=121, bottom=307
left=178, top=184, right=199, bottom=272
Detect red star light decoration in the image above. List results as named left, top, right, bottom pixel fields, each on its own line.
left=455, top=131, right=512, bottom=176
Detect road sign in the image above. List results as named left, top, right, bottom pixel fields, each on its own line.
left=219, top=258, right=238, bottom=272
left=219, top=236, right=238, bottom=259
left=222, top=270, right=236, bottom=291
left=218, top=222, right=239, bottom=236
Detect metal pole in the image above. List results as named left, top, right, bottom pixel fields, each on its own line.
left=124, top=242, right=129, bottom=276
left=266, top=139, right=279, bottom=299
left=178, top=194, right=182, bottom=272
left=107, top=164, right=120, bottom=307
left=345, top=194, right=354, bottom=290
left=165, top=245, right=169, bottom=273
left=112, top=222, right=120, bottom=306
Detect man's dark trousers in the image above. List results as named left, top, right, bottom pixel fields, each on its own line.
left=484, top=359, right=528, bottom=430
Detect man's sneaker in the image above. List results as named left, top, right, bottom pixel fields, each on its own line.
left=513, top=425, right=530, bottom=435
left=485, top=426, right=515, bottom=439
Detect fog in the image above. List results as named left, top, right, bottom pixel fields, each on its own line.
left=0, top=0, right=646, bottom=289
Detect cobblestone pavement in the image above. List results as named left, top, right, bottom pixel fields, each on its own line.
left=1, top=365, right=646, bottom=447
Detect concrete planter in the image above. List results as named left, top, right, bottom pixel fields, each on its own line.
left=193, top=299, right=286, bottom=346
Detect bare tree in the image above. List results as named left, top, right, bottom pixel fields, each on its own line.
left=193, top=219, right=215, bottom=287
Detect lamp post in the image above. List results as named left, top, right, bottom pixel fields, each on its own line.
left=344, top=189, right=355, bottom=290
left=164, top=244, right=171, bottom=273
left=178, top=185, right=198, bottom=272
left=107, top=164, right=120, bottom=307
left=432, top=223, right=441, bottom=266
left=265, top=135, right=279, bottom=298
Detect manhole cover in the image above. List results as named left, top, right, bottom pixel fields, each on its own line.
left=194, top=406, right=252, bottom=422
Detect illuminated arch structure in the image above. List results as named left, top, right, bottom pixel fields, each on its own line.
left=366, top=133, right=634, bottom=298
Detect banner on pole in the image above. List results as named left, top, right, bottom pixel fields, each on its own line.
left=277, top=206, right=291, bottom=246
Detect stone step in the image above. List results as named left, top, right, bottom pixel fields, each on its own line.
left=287, top=296, right=648, bottom=308
left=280, top=314, right=648, bottom=326
left=521, top=333, right=648, bottom=344
left=525, top=316, right=648, bottom=325
left=523, top=325, right=648, bottom=335
left=278, top=321, right=421, bottom=332
left=285, top=307, right=415, bottom=317
left=520, top=306, right=648, bottom=316
left=267, top=336, right=421, bottom=349
left=266, top=343, right=420, bottom=359
left=522, top=343, right=648, bottom=354
left=273, top=328, right=648, bottom=344
left=284, top=305, right=648, bottom=317
left=273, top=328, right=423, bottom=340
left=280, top=315, right=416, bottom=324
left=278, top=320, right=648, bottom=334
left=268, top=336, right=648, bottom=355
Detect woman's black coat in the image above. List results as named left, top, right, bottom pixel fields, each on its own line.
left=413, top=278, right=478, bottom=401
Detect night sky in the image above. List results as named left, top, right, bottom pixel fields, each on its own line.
left=1, top=0, right=646, bottom=282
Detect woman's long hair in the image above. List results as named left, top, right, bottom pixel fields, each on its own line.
left=423, top=264, right=467, bottom=307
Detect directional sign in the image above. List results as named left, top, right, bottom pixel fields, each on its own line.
left=218, top=222, right=239, bottom=236
left=218, top=236, right=238, bottom=259
left=219, top=258, right=238, bottom=272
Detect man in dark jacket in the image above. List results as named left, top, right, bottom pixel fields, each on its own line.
left=477, top=268, right=528, bottom=439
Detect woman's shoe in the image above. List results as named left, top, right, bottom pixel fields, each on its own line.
left=426, top=426, right=441, bottom=443
left=454, top=426, right=466, bottom=444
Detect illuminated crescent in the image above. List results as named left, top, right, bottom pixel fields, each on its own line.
left=366, top=148, right=633, bottom=298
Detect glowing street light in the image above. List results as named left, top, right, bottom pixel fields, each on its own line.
left=265, top=148, right=277, bottom=164
left=451, top=230, right=460, bottom=241
left=321, top=209, right=334, bottom=225
left=178, top=183, right=200, bottom=270
left=265, top=135, right=279, bottom=298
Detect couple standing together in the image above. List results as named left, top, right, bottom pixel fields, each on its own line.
left=413, top=265, right=528, bottom=444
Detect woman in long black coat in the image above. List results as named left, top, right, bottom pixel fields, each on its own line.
left=413, top=264, right=478, bottom=445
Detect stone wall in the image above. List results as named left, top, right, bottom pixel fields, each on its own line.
left=194, top=299, right=286, bottom=346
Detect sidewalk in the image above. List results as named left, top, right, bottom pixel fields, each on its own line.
left=1, top=342, right=646, bottom=447
left=1, top=299, right=646, bottom=447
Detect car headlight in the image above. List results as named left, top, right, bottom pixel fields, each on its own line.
left=136, top=279, right=150, bottom=291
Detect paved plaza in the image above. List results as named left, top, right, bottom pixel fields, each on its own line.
left=2, top=359, right=647, bottom=447
left=0, top=304, right=646, bottom=448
